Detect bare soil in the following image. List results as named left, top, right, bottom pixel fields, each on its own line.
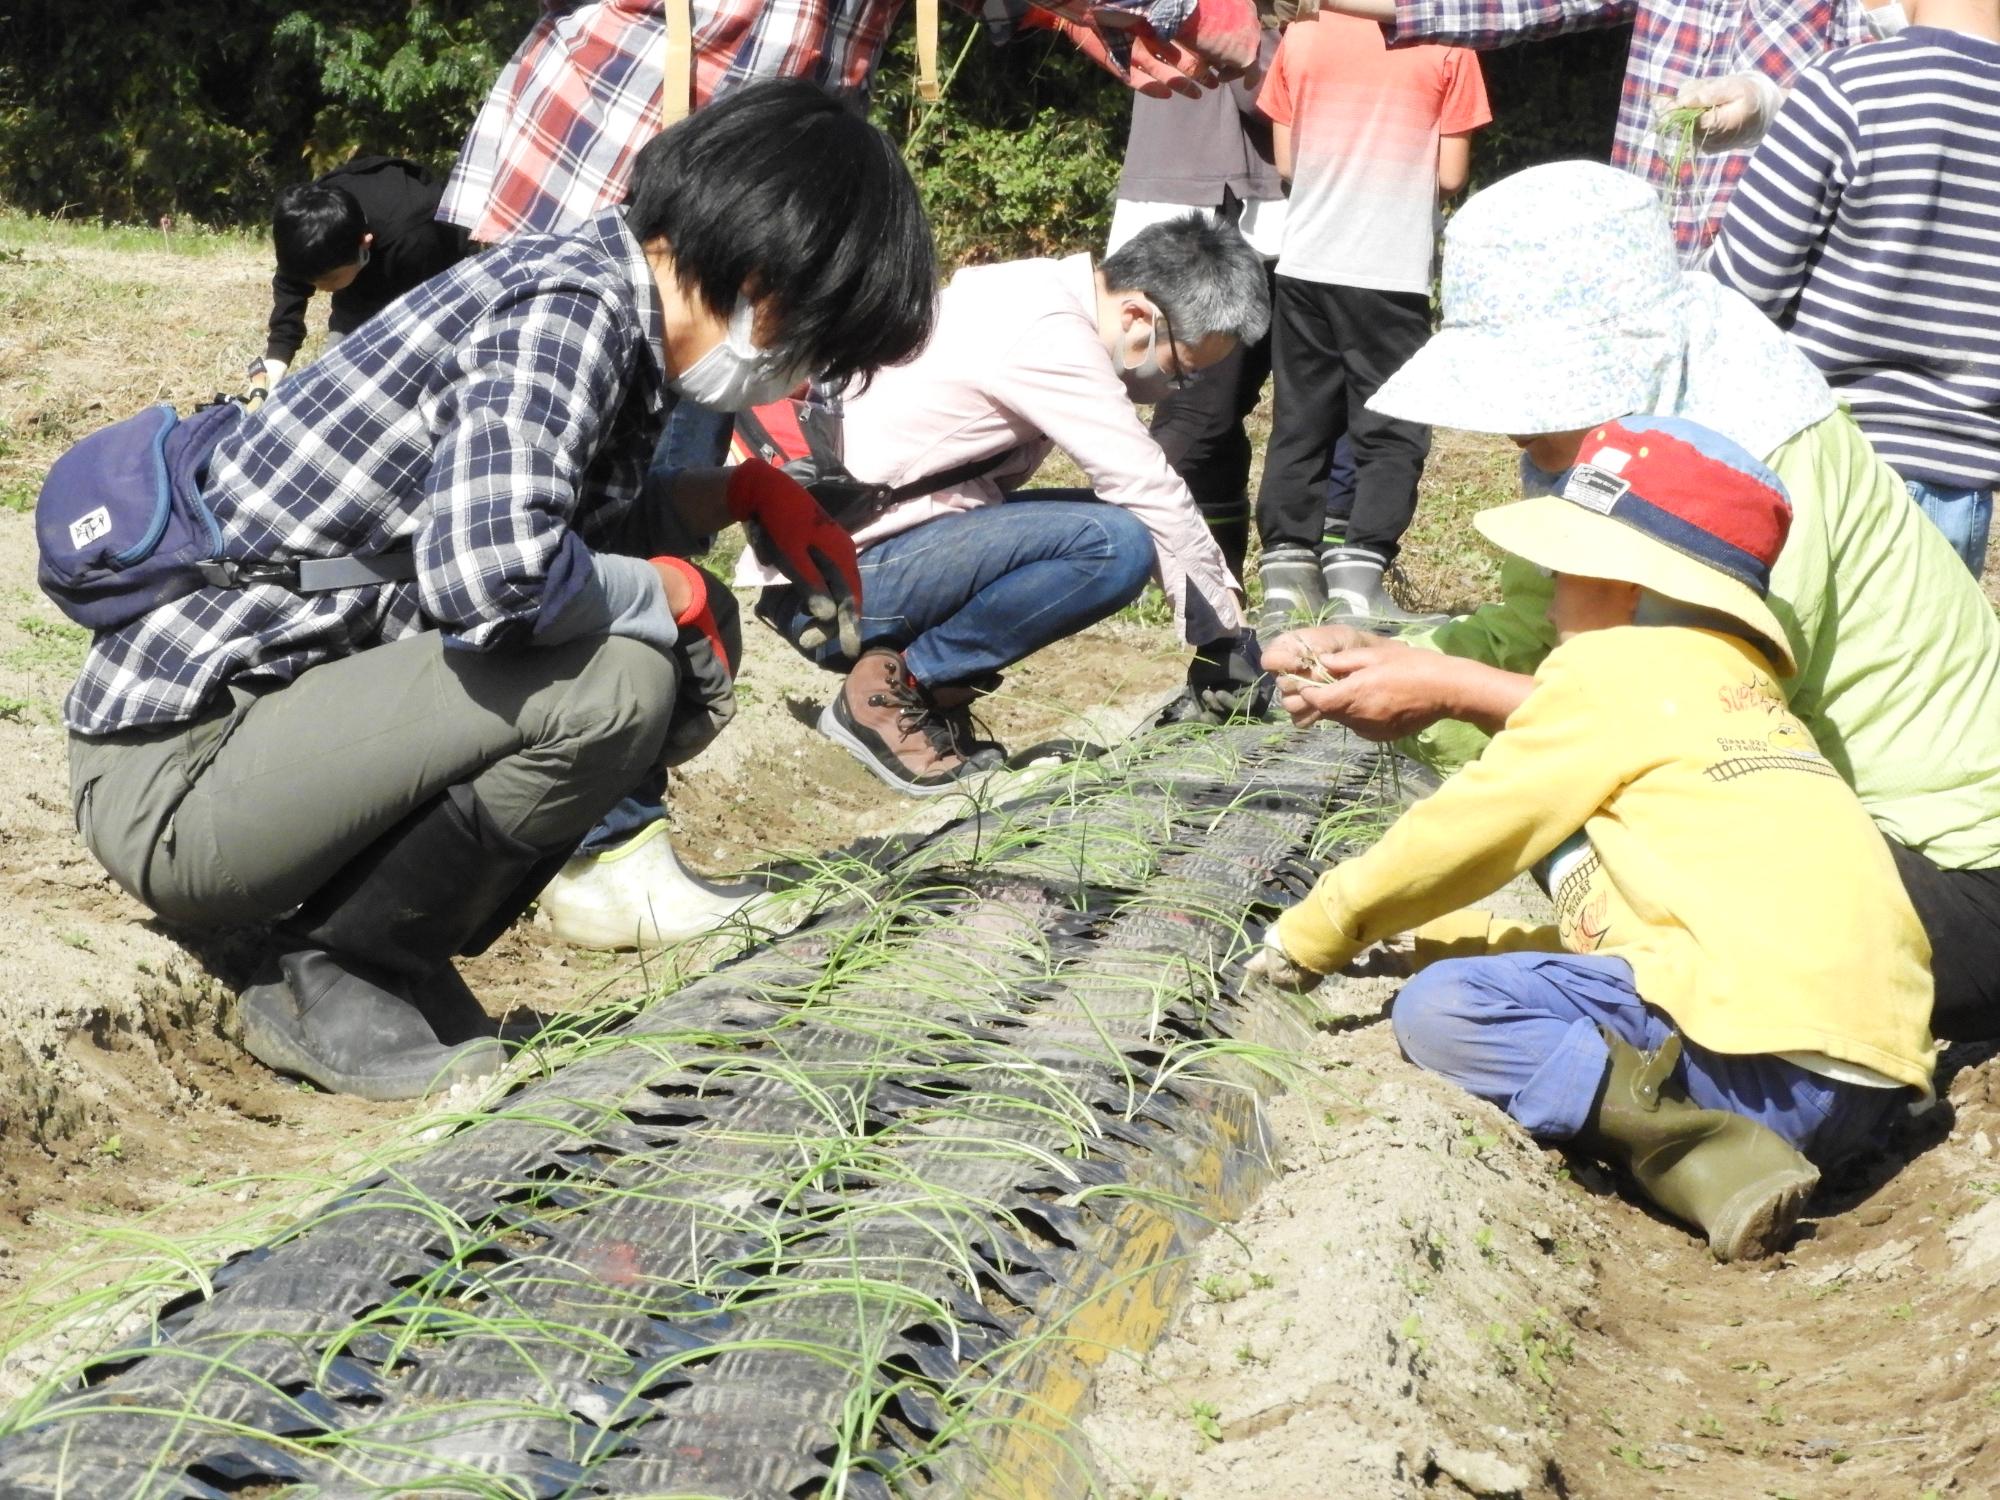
left=4, top=223, right=1999, bottom=1497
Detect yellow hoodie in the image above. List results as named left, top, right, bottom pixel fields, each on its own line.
left=1276, top=625, right=1935, bottom=1093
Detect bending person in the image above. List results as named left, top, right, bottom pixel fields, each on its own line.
left=739, top=214, right=1268, bottom=793
left=1264, top=161, right=2000, bottom=1043
left=63, top=83, right=934, bottom=1101
left=257, top=156, right=470, bottom=388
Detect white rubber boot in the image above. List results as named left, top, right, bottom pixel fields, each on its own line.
left=536, top=821, right=767, bottom=950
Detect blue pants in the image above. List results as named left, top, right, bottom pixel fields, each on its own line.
left=1906, top=477, right=1993, bottom=578
left=765, top=492, right=1155, bottom=688
left=1391, top=953, right=1904, bottom=1167
left=578, top=399, right=737, bottom=855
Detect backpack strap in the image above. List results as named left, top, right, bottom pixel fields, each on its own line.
left=196, top=551, right=418, bottom=594
left=882, top=448, right=1012, bottom=505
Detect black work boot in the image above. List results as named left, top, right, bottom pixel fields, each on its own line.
left=818, top=648, right=1004, bottom=796
left=238, top=951, right=503, bottom=1103
left=1571, top=1030, right=1820, bottom=1263
left=240, top=786, right=553, bottom=1099
left=1319, top=546, right=1448, bottom=631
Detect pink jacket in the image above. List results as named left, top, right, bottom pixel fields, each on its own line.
left=736, top=254, right=1243, bottom=643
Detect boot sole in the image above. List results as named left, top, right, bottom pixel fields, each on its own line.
left=240, top=988, right=505, bottom=1104
left=817, top=701, right=1000, bottom=799
left=1708, top=1165, right=1820, bottom=1263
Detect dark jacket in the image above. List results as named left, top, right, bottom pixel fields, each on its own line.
left=264, top=155, right=471, bottom=365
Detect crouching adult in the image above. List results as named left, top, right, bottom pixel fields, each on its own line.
left=740, top=214, right=1269, bottom=795
left=61, top=82, right=935, bottom=1100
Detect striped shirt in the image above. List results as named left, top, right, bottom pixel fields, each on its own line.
left=1709, top=28, right=2000, bottom=490
left=1387, top=0, right=1868, bottom=263
left=67, top=209, right=671, bottom=737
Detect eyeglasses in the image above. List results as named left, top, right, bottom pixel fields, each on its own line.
left=1157, top=306, right=1190, bottom=392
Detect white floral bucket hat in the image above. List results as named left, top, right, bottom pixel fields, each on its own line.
left=1369, top=162, right=1834, bottom=457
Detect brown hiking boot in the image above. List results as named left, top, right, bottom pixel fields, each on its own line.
left=818, top=649, right=1005, bottom=796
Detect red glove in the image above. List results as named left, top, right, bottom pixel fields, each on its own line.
left=652, top=556, right=742, bottom=766
left=725, top=458, right=864, bottom=658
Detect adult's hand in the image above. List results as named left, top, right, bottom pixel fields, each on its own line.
left=725, top=458, right=863, bottom=657
left=1670, top=72, right=1785, bottom=153
left=1277, top=642, right=1463, bottom=740
left=1277, top=644, right=1532, bottom=740
left=1049, top=14, right=1203, bottom=97
left=654, top=558, right=741, bottom=767
left=1171, top=0, right=1260, bottom=79
left=1260, top=622, right=1397, bottom=680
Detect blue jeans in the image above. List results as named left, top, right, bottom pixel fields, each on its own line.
left=765, top=492, right=1155, bottom=687
left=1907, top=477, right=1993, bottom=577
left=577, top=399, right=737, bottom=856
left=1391, top=952, right=1904, bottom=1167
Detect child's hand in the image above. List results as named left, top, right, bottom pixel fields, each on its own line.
left=1245, top=925, right=1326, bottom=993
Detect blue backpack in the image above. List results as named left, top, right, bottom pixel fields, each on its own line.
left=36, top=400, right=414, bottom=630
left=36, top=402, right=241, bottom=630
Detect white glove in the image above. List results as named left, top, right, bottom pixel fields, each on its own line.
left=1670, top=72, right=1786, bottom=153
left=261, top=358, right=288, bottom=385
left=1244, top=924, right=1324, bottom=994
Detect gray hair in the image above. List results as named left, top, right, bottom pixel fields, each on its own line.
left=1100, top=212, right=1270, bottom=346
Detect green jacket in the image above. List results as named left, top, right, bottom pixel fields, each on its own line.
left=1408, top=409, right=2000, bottom=871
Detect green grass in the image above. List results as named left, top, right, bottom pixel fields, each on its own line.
left=0, top=212, right=263, bottom=260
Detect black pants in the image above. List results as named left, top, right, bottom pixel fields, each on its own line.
left=1148, top=265, right=1357, bottom=576
left=1890, top=842, right=2000, bottom=1042
left=1255, top=275, right=1432, bottom=562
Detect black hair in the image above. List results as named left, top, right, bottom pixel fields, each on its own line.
left=273, top=182, right=368, bottom=282
left=624, top=79, right=936, bottom=388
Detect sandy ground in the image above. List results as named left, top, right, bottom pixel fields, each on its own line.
left=3, top=224, right=1999, bottom=1496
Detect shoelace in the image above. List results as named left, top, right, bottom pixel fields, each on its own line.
left=868, top=671, right=966, bottom=761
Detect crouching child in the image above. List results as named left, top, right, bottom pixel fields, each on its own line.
left=1250, top=415, right=1935, bottom=1261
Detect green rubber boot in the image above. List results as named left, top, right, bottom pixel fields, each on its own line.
left=1572, top=1030, right=1820, bottom=1263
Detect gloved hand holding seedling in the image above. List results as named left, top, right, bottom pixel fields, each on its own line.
left=1660, top=73, right=1785, bottom=155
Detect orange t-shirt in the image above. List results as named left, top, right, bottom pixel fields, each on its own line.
left=1258, top=14, right=1491, bottom=295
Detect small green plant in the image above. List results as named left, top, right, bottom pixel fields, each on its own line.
left=1188, top=1398, right=1224, bottom=1446
left=1198, top=1273, right=1245, bottom=1303
left=1473, top=1225, right=1496, bottom=1260
left=1611, top=1442, right=1665, bottom=1473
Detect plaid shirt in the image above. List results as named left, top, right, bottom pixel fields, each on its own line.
left=67, top=208, right=670, bottom=737
left=1390, top=0, right=1865, bottom=262
left=440, top=0, right=1194, bottom=242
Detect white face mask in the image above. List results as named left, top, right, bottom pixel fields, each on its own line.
left=1116, top=302, right=1174, bottom=403
left=672, top=297, right=811, bottom=412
